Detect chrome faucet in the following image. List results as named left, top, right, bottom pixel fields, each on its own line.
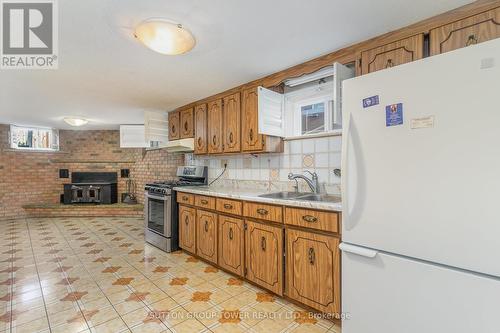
left=288, top=170, right=320, bottom=194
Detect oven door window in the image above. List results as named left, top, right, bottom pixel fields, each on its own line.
left=148, top=198, right=165, bottom=234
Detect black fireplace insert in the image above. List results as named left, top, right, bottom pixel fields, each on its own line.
left=63, top=172, right=118, bottom=204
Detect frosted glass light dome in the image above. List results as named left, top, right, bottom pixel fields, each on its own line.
left=134, top=19, right=196, bottom=55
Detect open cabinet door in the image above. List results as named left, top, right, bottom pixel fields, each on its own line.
left=257, top=86, right=284, bottom=137
left=333, top=62, right=355, bottom=128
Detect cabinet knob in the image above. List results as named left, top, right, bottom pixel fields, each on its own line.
left=261, top=236, right=266, bottom=251
left=302, top=215, right=318, bottom=223
left=385, top=59, right=394, bottom=68
left=182, top=196, right=188, bottom=201
left=200, top=199, right=208, bottom=205
left=229, top=132, right=234, bottom=143
left=184, top=121, right=188, bottom=132
left=212, top=135, right=217, bottom=146
left=204, top=221, right=209, bottom=232
left=229, top=227, right=233, bottom=240
left=257, top=208, right=268, bottom=216
left=224, top=203, right=233, bottom=210
left=184, top=216, right=189, bottom=225
left=197, top=137, right=202, bottom=148
left=171, top=124, right=176, bottom=134
left=466, top=34, right=479, bottom=46
left=308, top=247, right=315, bottom=265
left=249, top=129, right=254, bottom=141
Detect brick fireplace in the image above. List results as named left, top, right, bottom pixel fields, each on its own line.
left=0, top=124, right=184, bottom=220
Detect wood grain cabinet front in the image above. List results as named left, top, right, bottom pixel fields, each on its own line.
left=179, top=205, right=196, bottom=254
left=218, top=215, right=244, bottom=276
left=177, top=193, right=194, bottom=206
left=430, top=7, right=500, bottom=56
left=243, top=202, right=282, bottom=223
left=286, top=229, right=340, bottom=315
left=207, top=99, right=223, bottom=154
left=196, top=209, right=218, bottom=264
left=168, top=111, right=180, bottom=141
left=284, top=207, right=339, bottom=234
left=194, top=104, right=208, bottom=154
left=360, top=34, right=424, bottom=74
left=245, top=220, right=283, bottom=295
left=222, top=92, right=241, bottom=153
left=241, top=87, right=264, bottom=152
left=180, top=108, right=194, bottom=138
left=195, top=195, right=216, bottom=210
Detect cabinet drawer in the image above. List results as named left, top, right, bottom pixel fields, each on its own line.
left=216, top=198, right=242, bottom=215
left=177, top=193, right=194, bottom=205
left=243, top=202, right=282, bottom=223
left=195, top=195, right=215, bottom=210
left=285, top=207, right=339, bottom=233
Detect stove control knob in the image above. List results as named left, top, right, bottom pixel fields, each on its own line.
left=162, top=189, right=167, bottom=194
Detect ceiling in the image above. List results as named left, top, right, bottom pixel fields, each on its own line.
left=0, top=0, right=472, bottom=130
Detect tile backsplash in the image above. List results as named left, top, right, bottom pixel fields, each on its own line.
left=185, top=135, right=341, bottom=195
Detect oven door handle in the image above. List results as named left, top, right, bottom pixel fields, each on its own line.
left=146, top=193, right=169, bottom=201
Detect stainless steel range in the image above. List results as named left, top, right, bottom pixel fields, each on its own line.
left=144, top=166, right=208, bottom=252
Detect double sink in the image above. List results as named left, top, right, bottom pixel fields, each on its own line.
left=258, top=191, right=341, bottom=203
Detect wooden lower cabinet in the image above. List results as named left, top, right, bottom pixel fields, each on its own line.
left=286, top=229, right=340, bottom=314
left=245, top=220, right=283, bottom=295
left=218, top=215, right=244, bottom=276
left=179, top=205, right=196, bottom=254
left=196, top=210, right=218, bottom=264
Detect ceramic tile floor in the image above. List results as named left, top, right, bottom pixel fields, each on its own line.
left=0, top=217, right=341, bottom=333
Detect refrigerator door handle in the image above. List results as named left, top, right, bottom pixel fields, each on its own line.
left=339, top=243, right=378, bottom=258
left=341, top=112, right=352, bottom=225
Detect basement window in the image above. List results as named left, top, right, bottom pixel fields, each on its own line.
left=9, top=125, right=59, bottom=151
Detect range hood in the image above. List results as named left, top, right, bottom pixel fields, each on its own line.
left=163, top=138, right=194, bottom=152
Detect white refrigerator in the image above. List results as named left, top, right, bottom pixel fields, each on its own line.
left=340, top=38, right=500, bottom=333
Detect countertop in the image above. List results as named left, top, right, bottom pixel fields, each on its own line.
left=173, top=186, right=342, bottom=212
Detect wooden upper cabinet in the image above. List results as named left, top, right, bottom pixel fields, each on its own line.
left=430, top=7, right=500, bottom=56
left=207, top=99, right=223, bottom=154
left=196, top=210, right=218, bottom=264
left=360, top=34, right=424, bottom=75
left=223, top=92, right=241, bottom=153
left=286, top=229, right=340, bottom=314
left=241, top=87, right=264, bottom=152
left=180, top=108, right=194, bottom=139
left=245, top=220, right=283, bottom=295
left=194, top=104, right=207, bottom=154
left=168, top=111, right=180, bottom=141
left=179, top=205, right=196, bottom=254
left=218, top=215, right=244, bottom=276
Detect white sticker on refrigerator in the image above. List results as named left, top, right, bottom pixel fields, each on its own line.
left=411, top=116, right=434, bottom=129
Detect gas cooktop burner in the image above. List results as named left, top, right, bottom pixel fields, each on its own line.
left=144, top=166, right=208, bottom=195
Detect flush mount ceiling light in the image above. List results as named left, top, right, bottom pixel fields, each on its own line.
left=134, top=19, right=196, bottom=55
left=64, top=117, right=88, bottom=127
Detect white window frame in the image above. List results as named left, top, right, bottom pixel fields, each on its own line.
left=9, top=125, right=59, bottom=151
left=294, top=96, right=333, bottom=136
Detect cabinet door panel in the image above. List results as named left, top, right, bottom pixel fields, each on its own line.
left=218, top=215, right=244, bottom=276
left=207, top=99, right=223, bottom=154
left=196, top=210, right=218, bottom=264
left=194, top=104, right=207, bottom=154
left=241, top=87, right=264, bottom=152
left=179, top=205, right=196, bottom=254
left=180, top=108, right=194, bottom=138
left=245, top=220, right=283, bottom=295
left=223, top=93, right=241, bottom=153
left=286, top=229, right=340, bottom=314
left=430, top=7, right=500, bottom=55
left=168, top=111, right=180, bottom=140
left=360, top=34, right=424, bottom=74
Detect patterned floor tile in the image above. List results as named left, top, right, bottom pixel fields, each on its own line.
left=0, top=217, right=340, bottom=333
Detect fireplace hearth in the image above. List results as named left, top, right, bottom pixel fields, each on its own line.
left=63, top=172, right=118, bottom=204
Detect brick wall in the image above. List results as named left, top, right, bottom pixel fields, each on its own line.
left=0, top=124, right=184, bottom=220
